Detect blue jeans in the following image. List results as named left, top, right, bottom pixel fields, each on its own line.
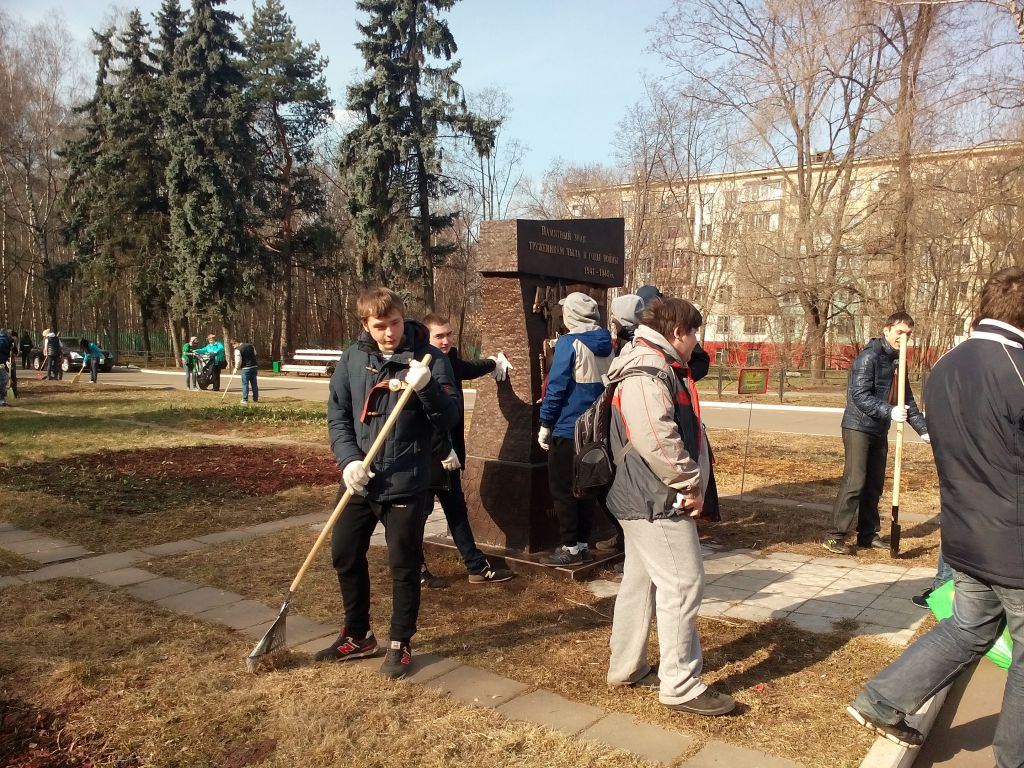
left=184, top=367, right=196, bottom=389
left=241, top=367, right=258, bottom=402
left=434, top=470, right=488, bottom=573
left=933, top=548, right=954, bottom=592
left=853, top=569, right=1024, bottom=768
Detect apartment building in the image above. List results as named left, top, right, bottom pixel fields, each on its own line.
left=573, top=143, right=1023, bottom=368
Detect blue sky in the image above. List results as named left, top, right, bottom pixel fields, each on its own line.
left=7, top=0, right=672, bottom=180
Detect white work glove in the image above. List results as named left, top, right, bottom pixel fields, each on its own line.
left=921, top=433, right=931, bottom=444
left=343, top=460, right=375, bottom=496
left=405, top=359, right=431, bottom=392
left=441, top=449, right=461, bottom=471
left=488, top=352, right=513, bottom=382
left=537, top=425, right=551, bottom=451
left=890, top=404, right=907, bottom=423
left=673, top=488, right=704, bottom=518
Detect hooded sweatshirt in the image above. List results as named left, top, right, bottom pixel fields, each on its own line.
left=539, top=292, right=613, bottom=438
left=604, top=324, right=709, bottom=521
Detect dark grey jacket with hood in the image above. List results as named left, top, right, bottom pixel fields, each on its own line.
left=328, top=320, right=460, bottom=502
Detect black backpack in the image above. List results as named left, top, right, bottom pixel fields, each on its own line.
left=572, top=366, right=671, bottom=499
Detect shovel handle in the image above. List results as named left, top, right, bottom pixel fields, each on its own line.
left=287, top=354, right=433, bottom=593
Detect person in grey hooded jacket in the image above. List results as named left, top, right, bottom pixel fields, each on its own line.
left=604, top=297, right=735, bottom=717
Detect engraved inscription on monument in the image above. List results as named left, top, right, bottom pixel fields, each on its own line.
left=516, top=219, right=624, bottom=286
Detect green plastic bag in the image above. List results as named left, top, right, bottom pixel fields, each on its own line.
left=926, top=578, right=1012, bottom=670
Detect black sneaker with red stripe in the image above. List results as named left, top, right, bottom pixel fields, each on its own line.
left=380, top=640, right=412, bottom=680
left=313, top=628, right=378, bottom=662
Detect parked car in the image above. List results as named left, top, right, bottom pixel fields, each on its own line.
left=30, top=344, right=116, bottom=373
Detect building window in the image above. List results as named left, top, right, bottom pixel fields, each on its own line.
left=744, top=315, right=767, bottom=334
left=780, top=315, right=798, bottom=338
left=621, top=199, right=635, bottom=220
left=717, top=315, right=731, bottom=335
left=748, top=212, right=779, bottom=231
left=718, top=285, right=733, bottom=304
left=746, top=348, right=761, bottom=365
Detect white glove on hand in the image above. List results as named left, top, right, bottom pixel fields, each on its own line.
left=441, top=449, right=461, bottom=471
left=405, top=359, right=431, bottom=392
left=488, top=352, right=513, bottom=382
left=343, top=460, right=375, bottom=496
left=921, top=433, right=931, bottom=444
left=890, top=404, right=908, bottom=423
left=673, top=488, right=704, bottom=518
left=537, top=425, right=551, bottom=451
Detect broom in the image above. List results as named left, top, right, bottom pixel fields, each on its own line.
left=889, top=335, right=907, bottom=558
left=70, top=362, right=87, bottom=384
left=246, top=354, right=432, bottom=672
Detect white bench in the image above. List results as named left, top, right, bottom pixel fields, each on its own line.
left=279, top=349, right=344, bottom=376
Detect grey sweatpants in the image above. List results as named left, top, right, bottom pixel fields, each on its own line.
left=607, top=514, right=707, bottom=705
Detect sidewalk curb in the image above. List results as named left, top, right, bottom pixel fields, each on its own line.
left=857, top=686, right=950, bottom=768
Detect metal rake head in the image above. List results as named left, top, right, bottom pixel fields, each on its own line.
left=246, top=602, right=290, bottom=673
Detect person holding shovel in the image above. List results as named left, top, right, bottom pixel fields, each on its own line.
left=316, top=287, right=459, bottom=680
left=823, top=312, right=928, bottom=555
left=848, top=268, right=1024, bottom=760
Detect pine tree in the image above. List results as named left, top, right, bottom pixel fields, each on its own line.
left=244, top=0, right=335, bottom=359
left=164, top=0, right=260, bottom=327
left=342, top=0, right=495, bottom=308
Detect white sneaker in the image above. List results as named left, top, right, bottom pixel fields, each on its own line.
left=239, top=400, right=249, bottom=405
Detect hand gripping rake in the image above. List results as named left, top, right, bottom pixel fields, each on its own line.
left=246, top=354, right=431, bottom=672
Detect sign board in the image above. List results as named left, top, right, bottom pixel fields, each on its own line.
left=516, top=219, right=625, bottom=286
left=737, top=367, right=769, bottom=395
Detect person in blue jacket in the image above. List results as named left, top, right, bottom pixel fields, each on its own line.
left=80, top=338, right=104, bottom=384
left=193, top=333, right=226, bottom=391
left=537, top=291, right=613, bottom=566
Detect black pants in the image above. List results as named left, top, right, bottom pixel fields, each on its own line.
left=212, top=365, right=221, bottom=391
left=434, top=470, right=487, bottom=573
left=20, top=350, right=29, bottom=368
left=330, top=487, right=429, bottom=643
left=830, top=428, right=888, bottom=543
left=548, top=435, right=594, bottom=547
left=88, top=358, right=99, bottom=383
left=47, top=354, right=61, bottom=380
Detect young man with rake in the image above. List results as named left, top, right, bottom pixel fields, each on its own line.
left=316, top=287, right=460, bottom=679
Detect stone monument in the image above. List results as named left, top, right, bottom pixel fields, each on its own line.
left=460, top=218, right=625, bottom=557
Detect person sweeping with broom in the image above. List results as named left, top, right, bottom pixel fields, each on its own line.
left=314, top=287, right=459, bottom=680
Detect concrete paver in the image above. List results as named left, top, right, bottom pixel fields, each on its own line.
left=68, top=551, right=149, bottom=575
left=140, top=540, right=208, bottom=557
left=497, top=689, right=605, bottom=736
left=793, top=598, right=864, bottom=620
left=125, top=576, right=203, bottom=602
left=0, top=576, right=26, bottom=587
left=31, top=545, right=94, bottom=564
left=242, top=614, right=332, bottom=646
left=580, top=712, right=694, bottom=765
left=405, top=653, right=464, bottom=683
left=3, top=537, right=75, bottom=555
left=813, top=589, right=879, bottom=607
left=194, top=530, right=261, bottom=545
left=681, top=740, right=803, bottom=767
left=785, top=613, right=841, bottom=634
left=154, top=586, right=244, bottom=615
left=425, top=664, right=529, bottom=708
left=90, top=567, right=160, bottom=587
left=194, top=599, right=280, bottom=630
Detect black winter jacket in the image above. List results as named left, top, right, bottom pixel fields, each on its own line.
left=927, top=320, right=1024, bottom=589
left=328, top=321, right=460, bottom=502
left=840, top=337, right=927, bottom=437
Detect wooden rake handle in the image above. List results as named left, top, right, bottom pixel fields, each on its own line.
left=892, top=336, right=908, bottom=508
left=286, top=354, right=432, bottom=594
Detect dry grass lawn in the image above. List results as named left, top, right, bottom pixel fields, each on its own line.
left=150, top=528, right=906, bottom=767
left=0, top=579, right=652, bottom=768
left=704, top=429, right=941, bottom=564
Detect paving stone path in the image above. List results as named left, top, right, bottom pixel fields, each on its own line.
left=2, top=506, right=935, bottom=767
